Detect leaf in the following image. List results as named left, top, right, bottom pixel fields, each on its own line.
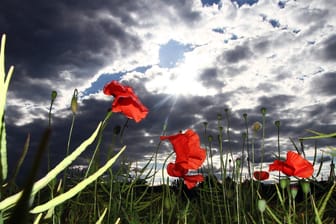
left=95, top=208, right=107, bottom=224
left=8, top=133, right=30, bottom=186
left=0, top=120, right=7, bottom=182
left=318, top=182, right=336, bottom=220
left=300, top=129, right=336, bottom=140
left=30, top=146, right=126, bottom=213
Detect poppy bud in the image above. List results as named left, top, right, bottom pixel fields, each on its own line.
left=164, top=196, right=175, bottom=210
left=290, top=184, right=298, bottom=199
left=242, top=132, right=247, bottom=139
left=71, top=89, right=78, bottom=114
left=51, top=90, right=57, bottom=101
left=274, top=120, right=280, bottom=127
left=208, top=135, right=213, bottom=142
left=252, top=121, right=262, bottom=132
left=243, top=113, right=247, bottom=120
left=280, top=177, right=289, bottom=190
left=203, top=122, right=208, bottom=128
left=258, top=199, right=266, bottom=213
left=300, top=180, right=310, bottom=195
left=260, top=107, right=267, bottom=115
left=217, top=113, right=222, bottom=120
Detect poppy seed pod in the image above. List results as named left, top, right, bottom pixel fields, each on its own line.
left=274, top=120, right=280, bottom=127
left=258, top=199, right=266, bottom=213
left=260, top=107, right=267, bottom=115
left=208, top=135, right=213, bottom=142
left=290, top=184, right=298, bottom=199
left=301, top=180, right=311, bottom=195
left=280, top=177, right=289, bottom=189
left=51, top=90, right=57, bottom=101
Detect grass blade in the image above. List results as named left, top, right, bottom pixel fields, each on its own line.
left=95, top=208, right=107, bottom=224
left=7, top=128, right=51, bottom=224
left=0, top=120, right=7, bottom=182
left=8, top=133, right=30, bottom=186
left=0, top=122, right=102, bottom=211
left=30, top=146, right=126, bottom=213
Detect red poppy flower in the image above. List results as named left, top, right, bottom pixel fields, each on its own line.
left=253, top=171, right=270, bottom=180
left=103, top=80, right=148, bottom=122
left=269, top=151, right=314, bottom=178
left=161, top=129, right=206, bottom=189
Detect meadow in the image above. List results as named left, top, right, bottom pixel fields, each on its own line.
left=1, top=34, right=336, bottom=224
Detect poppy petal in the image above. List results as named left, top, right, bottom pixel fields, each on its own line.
left=103, top=80, right=148, bottom=122
left=253, top=171, right=269, bottom=180
left=167, top=163, right=188, bottom=177
left=183, top=174, right=204, bottom=189
left=285, top=151, right=314, bottom=178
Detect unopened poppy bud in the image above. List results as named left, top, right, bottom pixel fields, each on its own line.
left=290, top=184, right=298, bottom=199
left=261, top=107, right=267, bottom=115
left=301, top=180, right=311, bottom=195
left=258, top=199, right=266, bottom=213
left=217, top=113, right=222, bottom=120
left=274, top=120, right=280, bottom=127
left=208, top=135, right=213, bottom=142
left=243, top=113, right=247, bottom=120
left=203, top=122, right=208, bottom=128
left=71, top=89, right=78, bottom=114
left=164, top=197, right=172, bottom=210
left=252, top=121, right=262, bottom=132
left=51, top=90, right=57, bottom=101
left=280, top=177, right=289, bottom=189
left=242, top=132, right=247, bottom=139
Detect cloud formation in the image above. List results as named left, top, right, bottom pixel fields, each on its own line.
left=1, top=0, right=336, bottom=183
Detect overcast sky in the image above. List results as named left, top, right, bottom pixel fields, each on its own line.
left=1, top=0, right=336, bottom=184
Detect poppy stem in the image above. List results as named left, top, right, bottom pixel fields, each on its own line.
left=120, top=118, right=130, bottom=143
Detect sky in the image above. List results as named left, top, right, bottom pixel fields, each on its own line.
left=1, top=0, right=336, bottom=185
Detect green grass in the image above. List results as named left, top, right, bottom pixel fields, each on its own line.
left=1, top=34, right=336, bottom=223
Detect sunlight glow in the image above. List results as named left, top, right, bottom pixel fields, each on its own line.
left=146, top=64, right=217, bottom=97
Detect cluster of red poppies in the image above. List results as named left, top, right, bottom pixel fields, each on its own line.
left=104, top=80, right=314, bottom=189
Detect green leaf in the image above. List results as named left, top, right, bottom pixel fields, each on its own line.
left=0, top=120, right=7, bottom=182
left=30, top=145, right=126, bottom=213
left=95, top=208, right=107, bottom=224
left=300, top=129, right=336, bottom=140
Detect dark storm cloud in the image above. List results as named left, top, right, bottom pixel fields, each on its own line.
left=218, top=45, right=253, bottom=64
left=162, top=0, right=202, bottom=24
left=1, top=2, right=141, bottom=69
left=311, top=72, right=336, bottom=96
left=198, top=68, right=225, bottom=89
left=1, top=0, right=146, bottom=104
left=322, top=34, right=336, bottom=61
left=257, top=94, right=295, bottom=111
